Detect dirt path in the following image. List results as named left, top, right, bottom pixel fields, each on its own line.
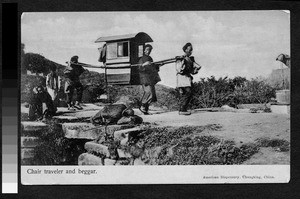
left=141, top=111, right=290, bottom=143
left=140, top=111, right=290, bottom=164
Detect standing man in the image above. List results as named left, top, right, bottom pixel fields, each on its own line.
left=46, top=64, right=61, bottom=107
left=64, top=55, right=85, bottom=110
left=138, top=44, right=161, bottom=115
left=176, top=42, right=201, bottom=115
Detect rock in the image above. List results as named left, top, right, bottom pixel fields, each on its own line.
left=52, top=116, right=80, bottom=123
left=120, top=137, right=129, bottom=146
left=221, top=105, right=236, bottom=112
left=84, top=142, right=110, bottom=157
left=21, top=121, right=48, bottom=132
left=115, top=159, right=131, bottom=166
left=104, top=158, right=117, bottom=165
left=62, top=123, right=134, bottom=139
left=113, top=127, right=142, bottom=141
left=21, top=136, right=39, bottom=148
left=62, top=123, right=101, bottom=139
left=117, top=115, right=143, bottom=125
left=21, top=148, right=34, bottom=159
left=133, top=158, right=145, bottom=165
left=117, top=149, right=132, bottom=158
left=78, top=153, right=103, bottom=165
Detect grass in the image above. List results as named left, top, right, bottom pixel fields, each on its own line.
left=135, top=125, right=260, bottom=165
left=255, top=137, right=290, bottom=152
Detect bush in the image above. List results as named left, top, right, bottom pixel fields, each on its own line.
left=232, top=78, right=276, bottom=105
left=191, top=76, right=276, bottom=108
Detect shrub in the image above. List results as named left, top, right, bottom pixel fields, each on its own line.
left=190, top=76, right=276, bottom=108
left=232, top=78, right=276, bottom=105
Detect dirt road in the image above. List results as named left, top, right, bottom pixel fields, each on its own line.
left=140, top=110, right=290, bottom=164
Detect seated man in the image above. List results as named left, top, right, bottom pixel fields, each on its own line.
left=28, top=86, right=57, bottom=121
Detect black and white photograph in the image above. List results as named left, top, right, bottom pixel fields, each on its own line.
left=20, top=11, right=290, bottom=184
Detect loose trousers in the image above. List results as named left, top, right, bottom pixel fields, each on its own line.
left=141, top=84, right=157, bottom=111
left=65, top=80, right=83, bottom=104
left=178, top=86, right=192, bottom=112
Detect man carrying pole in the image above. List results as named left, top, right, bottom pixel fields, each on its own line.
left=138, top=44, right=162, bottom=115
left=176, top=42, right=202, bottom=115
left=64, top=55, right=86, bottom=110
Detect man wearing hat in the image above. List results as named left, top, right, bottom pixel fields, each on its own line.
left=64, top=55, right=85, bottom=110
left=176, top=42, right=201, bottom=115
left=138, top=44, right=161, bottom=115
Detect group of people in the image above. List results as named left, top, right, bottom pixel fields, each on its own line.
left=138, top=42, right=201, bottom=115
left=28, top=56, right=86, bottom=121
left=28, top=42, right=200, bottom=121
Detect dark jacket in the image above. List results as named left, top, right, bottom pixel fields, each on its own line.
left=138, top=55, right=161, bottom=86
left=64, top=63, right=85, bottom=82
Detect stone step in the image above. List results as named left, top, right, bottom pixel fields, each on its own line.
left=78, top=153, right=103, bottom=165
left=21, top=121, right=48, bottom=132
left=114, top=127, right=143, bottom=141
left=84, top=142, right=110, bottom=157
left=52, top=116, right=82, bottom=123
left=117, top=149, right=132, bottom=158
left=21, top=136, right=39, bottom=148
left=133, top=157, right=145, bottom=165
left=21, top=148, right=35, bottom=159
left=104, top=158, right=117, bottom=166
left=62, top=122, right=135, bottom=139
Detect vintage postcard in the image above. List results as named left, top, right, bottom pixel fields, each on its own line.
left=20, top=11, right=290, bottom=184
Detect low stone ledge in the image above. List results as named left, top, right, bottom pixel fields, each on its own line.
left=21, top=136, right=39, bottom=148
left=21, top=121, right=48, bottom=132
left=78, top=153, right=103, bottom=165
left=52, top=116, right=81, bottom=123
left=104, top=158, right=117, bottom=166
left=117, top=149, right=132, bottom=158
left=114, top=127, right=143, bottom=140
left=84, top=142, right=110, bottom=157
left=62, top=123, right=135, bottom=139
left=21, top=148, right=35, bottom=159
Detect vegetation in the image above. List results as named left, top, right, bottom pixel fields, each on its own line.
left=21, top=50, right=278, bottom=109
left=136, top=125, right=260, bottom=165
left=32, top=121, right=86, bottom=165
left=191, top=76, right=276, bottom=108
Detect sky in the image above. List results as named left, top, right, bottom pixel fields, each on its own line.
left=21, top=11, right=290, bottom=87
